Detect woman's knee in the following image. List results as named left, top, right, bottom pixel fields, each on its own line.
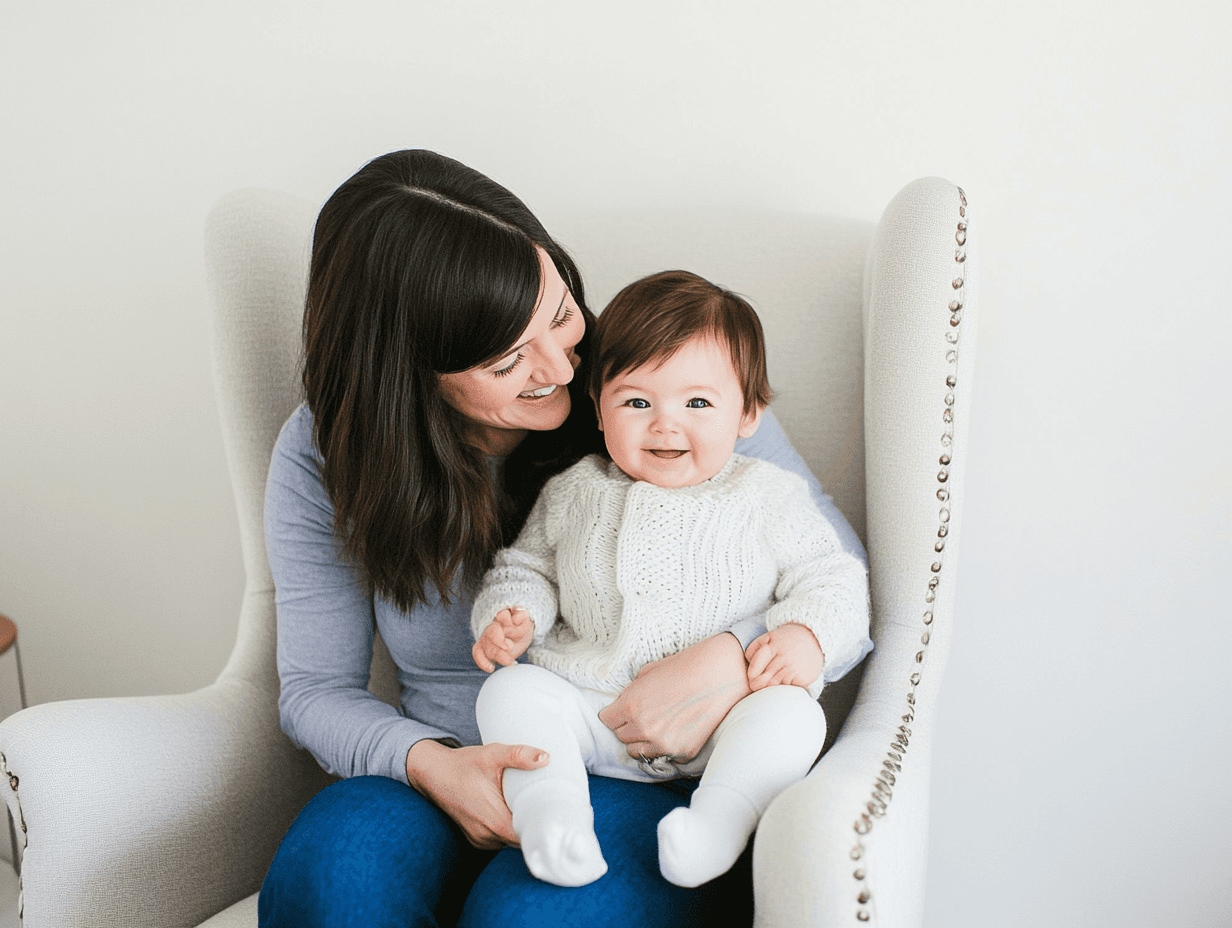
left=259, top=776, right=471, bottom=928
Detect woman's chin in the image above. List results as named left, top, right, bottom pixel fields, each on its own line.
left=518, top=388, right=572, bottom=432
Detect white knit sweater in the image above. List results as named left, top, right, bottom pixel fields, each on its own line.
left=471, top=453, right=870, bottom=700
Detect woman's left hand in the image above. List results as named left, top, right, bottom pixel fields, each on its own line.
left=598, top=632, right=751, bottom=763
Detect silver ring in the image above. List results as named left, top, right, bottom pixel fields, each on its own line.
left=635, top=751, right=677, bottom=777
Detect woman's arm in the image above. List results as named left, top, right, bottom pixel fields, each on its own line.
left=269, top=407, right=553, bottom=847
left=266, top=407, right=456, bottom=784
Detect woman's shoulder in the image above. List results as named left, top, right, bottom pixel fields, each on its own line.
left=270, top=404, right=323, bottom=470
left=267, top=403, right=331, bottom=512
left=274, top=403, right=316, bottom=454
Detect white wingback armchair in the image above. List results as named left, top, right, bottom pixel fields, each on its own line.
left=0, top=177, right=976, bottom=927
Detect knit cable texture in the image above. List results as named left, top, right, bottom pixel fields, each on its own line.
left=471, top=454, right=870, bottom=700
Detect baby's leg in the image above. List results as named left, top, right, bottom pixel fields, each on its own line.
left=475, top=663, right=608, bottom=886
left=657, top=685, right=827, bottom=888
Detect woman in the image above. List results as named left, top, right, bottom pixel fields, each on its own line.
left=258, top=149, right=866, bottom=927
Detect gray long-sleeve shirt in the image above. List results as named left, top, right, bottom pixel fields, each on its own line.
left=264, top=403, right=869, bottom=784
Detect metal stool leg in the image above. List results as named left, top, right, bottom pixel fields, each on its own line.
left=13, top=642, right=26, bottom=713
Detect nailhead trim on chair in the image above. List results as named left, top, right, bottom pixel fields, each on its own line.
left=850, top=186, right=968, bottom=924
left=1, top=751, right=26, bottom=922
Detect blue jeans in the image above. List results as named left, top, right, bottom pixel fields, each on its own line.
left=259, top=774, right=753, bottom=928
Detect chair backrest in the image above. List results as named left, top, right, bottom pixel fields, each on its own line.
left=204, top=191, right=875, bottom=702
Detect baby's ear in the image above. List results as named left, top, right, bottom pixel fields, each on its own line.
left=737, top=403, right=765, bottom=439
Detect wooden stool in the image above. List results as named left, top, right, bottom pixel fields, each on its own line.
left=0, top=613, right=27, bottom=874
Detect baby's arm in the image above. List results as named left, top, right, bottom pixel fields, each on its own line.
left=472, top=606, right=534, bottom=672
left=745, top=622, right=825, bottom=691
left=471, top=468, right=576, bottom=664
left=756, top=463, right=872, bottom=699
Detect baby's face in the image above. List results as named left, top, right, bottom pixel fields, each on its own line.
left=596, top=335, right=762, bottom=488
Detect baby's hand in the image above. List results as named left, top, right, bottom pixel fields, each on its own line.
left=745, top=623, right=824, bottom=691
left=472, top=607, right=534, bottom=673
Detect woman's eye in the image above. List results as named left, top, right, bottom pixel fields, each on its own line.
left=550, top=306, right=575, bottom=329
left=686, top=398, right=711, bottom=408
left=492, top=353, right=523, bottom=377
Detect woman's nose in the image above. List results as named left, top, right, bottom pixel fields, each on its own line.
left=535, top=339, right=575, bottom=385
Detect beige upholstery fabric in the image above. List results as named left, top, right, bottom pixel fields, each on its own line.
left=754, top=178, right=976, bottom=926
left=0, top=178, right=975, bottom=928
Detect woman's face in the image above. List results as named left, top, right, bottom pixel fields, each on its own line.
left=438, top=247, right=584, bottom=456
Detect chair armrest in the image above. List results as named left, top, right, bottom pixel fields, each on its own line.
left=754, top=628, right=936, bottom=927
left=756, top=177, right=976, bottom=927
left=0, top=680, right=332, bottom=928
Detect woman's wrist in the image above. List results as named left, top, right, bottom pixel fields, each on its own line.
left=405, top=737, right=455, bottom=793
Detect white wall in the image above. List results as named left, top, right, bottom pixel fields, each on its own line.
left=2, top=1, right=1229, bottom=924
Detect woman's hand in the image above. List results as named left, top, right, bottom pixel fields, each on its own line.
left=598, top=632, right=751, bottom=763
left=472, top=607, right=534, bottom=672
left=745, top=622, right=824, bottom=691
left=405, top=738, right=548, bottom=849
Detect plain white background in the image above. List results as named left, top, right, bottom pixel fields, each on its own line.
left=2, top=1, right=1229, bottom=924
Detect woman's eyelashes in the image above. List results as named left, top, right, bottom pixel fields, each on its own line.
left=492, top=302, right=574, bottom=377
left=492, top=353, right=523, bottom=377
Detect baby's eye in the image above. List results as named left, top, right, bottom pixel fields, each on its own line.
left=626, top=398, right=650, bottom=409
left=685, top=398, right=711, bottom=408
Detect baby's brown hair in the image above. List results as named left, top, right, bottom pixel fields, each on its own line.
left=589, top=270, right=772, bottom=417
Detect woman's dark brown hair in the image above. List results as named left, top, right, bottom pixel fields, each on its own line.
left=303, top=149, right=601, bottom=611
left=590, top=269, right=773, bottom=416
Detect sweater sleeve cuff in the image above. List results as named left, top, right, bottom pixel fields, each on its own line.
left=727, top=613, right=769, bottom=651
left=819, top=632, right=875, bottom=684
left=390, top=723, right=464, bottom=785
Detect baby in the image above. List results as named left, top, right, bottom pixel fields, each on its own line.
left=471, top=270, right=871, bottom=888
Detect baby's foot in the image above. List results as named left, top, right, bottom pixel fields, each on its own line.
left=520, top=817, right=608, bottom=887
left=657, top=787, right=758, bottom=888
left=512, top=785, right=607, bottom=887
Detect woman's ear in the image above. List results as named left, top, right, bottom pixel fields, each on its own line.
left=737, top=403, right=765, bottom=439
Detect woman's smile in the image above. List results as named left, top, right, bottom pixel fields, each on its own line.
left=519, top=384, right=560, bottom=399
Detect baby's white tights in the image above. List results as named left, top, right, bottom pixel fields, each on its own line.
left=475, top=663, right=827, bottom=888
